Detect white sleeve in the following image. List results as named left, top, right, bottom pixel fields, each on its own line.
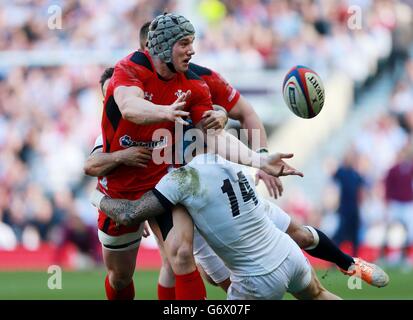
left=154, top=167, right=188, bottom=206
left=91, top=134, right=103, bottom=153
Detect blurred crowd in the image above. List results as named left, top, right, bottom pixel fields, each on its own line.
left=0, top=0, right=413, bottom=268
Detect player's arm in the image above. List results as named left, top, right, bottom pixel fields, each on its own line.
left=202, top=127, right=303, bottom=178
left=83, top=135, right=152, bottom=176
left=91, top=189, right=165, bottom=227
left=114, top=86, right=190, bottom=125
left=91, top=170, right=185, bottom=227
left=84, top=147, right=152, bottom=177
left=190, top=83, right=302, bottom=178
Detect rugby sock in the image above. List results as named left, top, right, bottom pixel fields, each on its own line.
left=158, top=284, right=176, bottom=300
left=105, top=275, right=135, bottom=300
left=174, top=269, right=206, bottom=300
left=304, top=227, right=354, bottom=271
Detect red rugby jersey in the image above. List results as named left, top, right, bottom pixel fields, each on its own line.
left=188, top=63, right=240, bottom=112
left=100, top=51, right=213, bottom=195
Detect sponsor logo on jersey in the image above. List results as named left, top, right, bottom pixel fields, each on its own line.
left=144, top=91, right=153, bottom=101
left=175, top=89, right=184, bottom=98
left=119, top=135, right=167, bottom=149
left=99, top=177, right=108, bottom=190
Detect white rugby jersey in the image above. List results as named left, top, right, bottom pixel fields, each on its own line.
left=91, top=134, right=103, bottom=153
left=154, top=153, right=292, bottom=277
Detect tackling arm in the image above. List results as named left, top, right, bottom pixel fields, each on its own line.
left=91, top=190, right=166, bottom=227
left=200, top=126, right=303, bottom=178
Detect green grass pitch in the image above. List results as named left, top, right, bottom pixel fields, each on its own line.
left=0, top=268, right=412, bottom=300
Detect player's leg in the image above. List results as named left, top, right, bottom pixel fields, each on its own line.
left=149, top=205, right=206, bottom=300
left=98, top=222, right=144, bottom=300
left=281, top=239, right=341, bottom=300
left=197, top=264, right=231, bottom=291
left=286, top=221, right=355, bottom=271
left=102, top=246, right=138, bottom=300
left=292, top=268, right=341, bottom=300
left=265, top=200, right=355, bottom=271
left=265, top=200, right=389, bottom=287
left=193, top=227, right=231, bottom=292
left=151, top=224, right=176, bottom=300
left=153, top=228, right=226, bottom=300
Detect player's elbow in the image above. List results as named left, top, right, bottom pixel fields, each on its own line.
left=83, top=161, right=96, bottom=177
left=83, top=160, right=103, bottom=177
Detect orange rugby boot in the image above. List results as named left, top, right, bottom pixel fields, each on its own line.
left=340, top=257, right=389, bottom=288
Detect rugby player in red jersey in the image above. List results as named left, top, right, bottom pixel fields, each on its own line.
left=98, top=13, right=210, bottom=300
left=97, top=13, right=301, bottom=300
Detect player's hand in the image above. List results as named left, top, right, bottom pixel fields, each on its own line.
left=202, top=110, right=228, bottom=130
left=142, top=221, right=151, bottom=238
left=260, top=153, right=304, bottom=178
left=255, top=170, right=284, bottom=199
left=119, top=146, right=152, bottom=168
left=167, top=90, right=191, bottom=125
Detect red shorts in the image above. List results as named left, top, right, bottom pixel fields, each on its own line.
left=97, top=189, right=146, bottom=251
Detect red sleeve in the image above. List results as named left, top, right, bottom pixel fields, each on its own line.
left=111, top=59, right=144, bottom=91
left=206, top=71, right=240, bottom=112
left=188, top=81, right=213, bottom=125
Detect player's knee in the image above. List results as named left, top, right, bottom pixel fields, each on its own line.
left=311, top=283, right=326, bottom=300
left=175, top=242, right=194, bottom=266
left=290, top=227, right=313, bottom=249
left=161, top=258, right=174, bottom=275
left=108, top=270, right=133, bottom=290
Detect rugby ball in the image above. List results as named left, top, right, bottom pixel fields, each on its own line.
left=282, top=66, right=325, bottom=119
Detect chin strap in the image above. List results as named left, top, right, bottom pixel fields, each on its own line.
left=166, top=62, right=177, bottom=73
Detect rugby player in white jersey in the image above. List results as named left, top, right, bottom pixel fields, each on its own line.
left=91, top=152, right=342, bottom=300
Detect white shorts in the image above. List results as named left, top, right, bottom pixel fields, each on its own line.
left=227, top=239, right=312, bottom=300
left=261, top=198, right=291, bottom=233
left=98, top=224, right=144, bottom=251
left=193, top=228, right=231, bottom=284
left=193, top=200, right=292, bottom=285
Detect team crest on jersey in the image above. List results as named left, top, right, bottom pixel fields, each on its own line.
left=99, top=177, right=108, bottom=190
left=144, top=91, right=153, bottom=101
left=119, top=135, right=167, bottom=149
left=175, top=89, right=184, bottom=98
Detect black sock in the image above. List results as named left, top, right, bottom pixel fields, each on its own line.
left=305, top=228, right=355, bottom=271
